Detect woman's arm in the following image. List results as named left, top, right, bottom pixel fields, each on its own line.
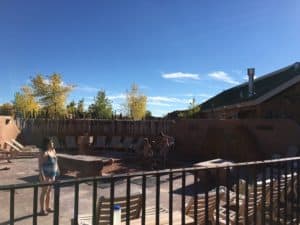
left=53, top=149, right=60, bottom=175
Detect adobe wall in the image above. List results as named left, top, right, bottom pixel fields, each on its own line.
left=169, top=119, right=300, bottom=162
left=0, top=116, right=20, bottom=148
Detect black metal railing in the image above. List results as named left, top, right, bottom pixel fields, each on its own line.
left=0, top=157, right=300, bottom=225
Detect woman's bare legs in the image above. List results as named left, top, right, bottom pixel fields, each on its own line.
left=45, top=178, right=54, bottom=211
left=40, top=186, right=49, bottom=213
left=45, top=186, right=51, bottom=210
left=40, top=177, right=53, bottom=214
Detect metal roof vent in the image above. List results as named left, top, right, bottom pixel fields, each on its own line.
left=247, top=68, right=255, bottom=97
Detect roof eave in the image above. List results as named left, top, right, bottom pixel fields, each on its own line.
left=202, top=74, right=300, bottom=113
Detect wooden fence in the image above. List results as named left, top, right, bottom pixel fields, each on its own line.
left=18, top=119, right=175, bottom=146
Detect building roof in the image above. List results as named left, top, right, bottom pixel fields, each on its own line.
left=201, top=62, right=300, bottom=112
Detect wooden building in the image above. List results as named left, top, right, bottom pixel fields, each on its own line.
left=200, top=62, right=300, bottom=122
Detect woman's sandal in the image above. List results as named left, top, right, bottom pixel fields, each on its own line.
left=47, top=208, right=54, bottom=213
left=39, top=210, right=48, bottom=216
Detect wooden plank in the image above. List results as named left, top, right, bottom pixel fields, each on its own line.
left=11, top=139, right=24, bottom=149
left=120, top=211, right=194, bottom=225
left=5, top=141, right=22, bottom=152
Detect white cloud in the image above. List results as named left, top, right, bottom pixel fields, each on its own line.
left=147, top=102, right=172, bottom=107
left=107, top=94, right=126, bottom=100
left=148, top=96, right=190, bottom=105
left=107, top=94, right=190, bottom=105
left=208, top=71, right=239, bottom=85
left=183, top=93, right=212, bottom=98
left=162, top=72, right=200, bottom=80
left=151, top=109, right=172, bottom=117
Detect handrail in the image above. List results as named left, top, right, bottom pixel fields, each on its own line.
left=0, top=156, right=299, bottom=191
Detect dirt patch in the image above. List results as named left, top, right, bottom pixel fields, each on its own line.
left=102, top=160, right=142, bottom=175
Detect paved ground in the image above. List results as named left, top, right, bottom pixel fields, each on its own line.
left=0, top=158, right=197, bottom=225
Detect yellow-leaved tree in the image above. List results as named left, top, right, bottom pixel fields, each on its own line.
left=14, top=86, right=39, bottom=118
left=31, top=73, right=74, bottom=118
left=125, top=83, right=147, bottom=120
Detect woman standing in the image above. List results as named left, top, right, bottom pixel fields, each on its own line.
left=39, top=137, right=59, bottom=216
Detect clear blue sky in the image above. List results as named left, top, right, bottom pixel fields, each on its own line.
left=0, top=0, right=299, bottom=116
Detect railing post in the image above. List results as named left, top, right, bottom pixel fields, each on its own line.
left=215, top=168, right=220, bottom=225
left=33, top=186, right=38, bottom=225
left=92, top=179, right=98, bottom=225
left=205, top=170, right=209, bottom=225
left=110, top=176, right=115, bottom=225
left=261, top=165, right=266, bottom=225
left=235, top=167, right=240, bottom=225
left=277, top=162, right=281, bottom=225
left=297, top=160, right=300, bottom=225
left=53, top=182, right=60, bottom=225
left=253, top=165, right=257, bottom=225
left=74, top=182, right=79, bottom=225
left=181, top=170, right=186, bottom=225
left=284, top=162, right=288, bottom=225
left=291, top=161, right=295, bottom=224
left=10, top=188, right=15, bottom=225
left=156, top=172, right=160, bottom=225
left=142, top=174, right=146, bottom=225
left=193, top=170, right=198, bottom=225
left=245, top=166, right=249, bottom=225
left=226, top=167, right=230, bottom=225
left=169, top=170, right=173, bottom=225
left=269, top=165, right=273, bottom=225
left=126, top=176, right=131, bottom=225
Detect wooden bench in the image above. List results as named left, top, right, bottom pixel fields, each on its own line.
left=74, top=192, right=142, bottom=225
left=185, top=186, right=226, bottom=225
left=121, top=211, right=194, bottom=225
left=74, top=192, right=184, bottom=225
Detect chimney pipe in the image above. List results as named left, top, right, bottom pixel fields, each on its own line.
left=247, top=68, right=255, bottom=96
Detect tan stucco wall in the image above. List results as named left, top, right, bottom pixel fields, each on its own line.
left=0, top=116, right=20, bottom=148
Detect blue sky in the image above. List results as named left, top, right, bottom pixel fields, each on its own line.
left=0, top=0, right=299, bottom=116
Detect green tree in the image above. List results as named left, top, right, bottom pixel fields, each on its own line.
left=31, top=74, right=74, bottom=118
left=125, top=83, right=147, bottom=120
left=187, top=97, right=200, bottom=118
left=145, top=110, right=152, bottom=119
left=0, top=103, right=15, bottom=116
left=77, top=99, right=85, bottom=118
left=66, top=100, right=77, bottom=118
left=88, top=91, right=113, bottom=119
left=14, top=86, right=39, bottom=118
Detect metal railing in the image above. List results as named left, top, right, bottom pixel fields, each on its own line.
left=0, top=157, right=299, bottom=225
